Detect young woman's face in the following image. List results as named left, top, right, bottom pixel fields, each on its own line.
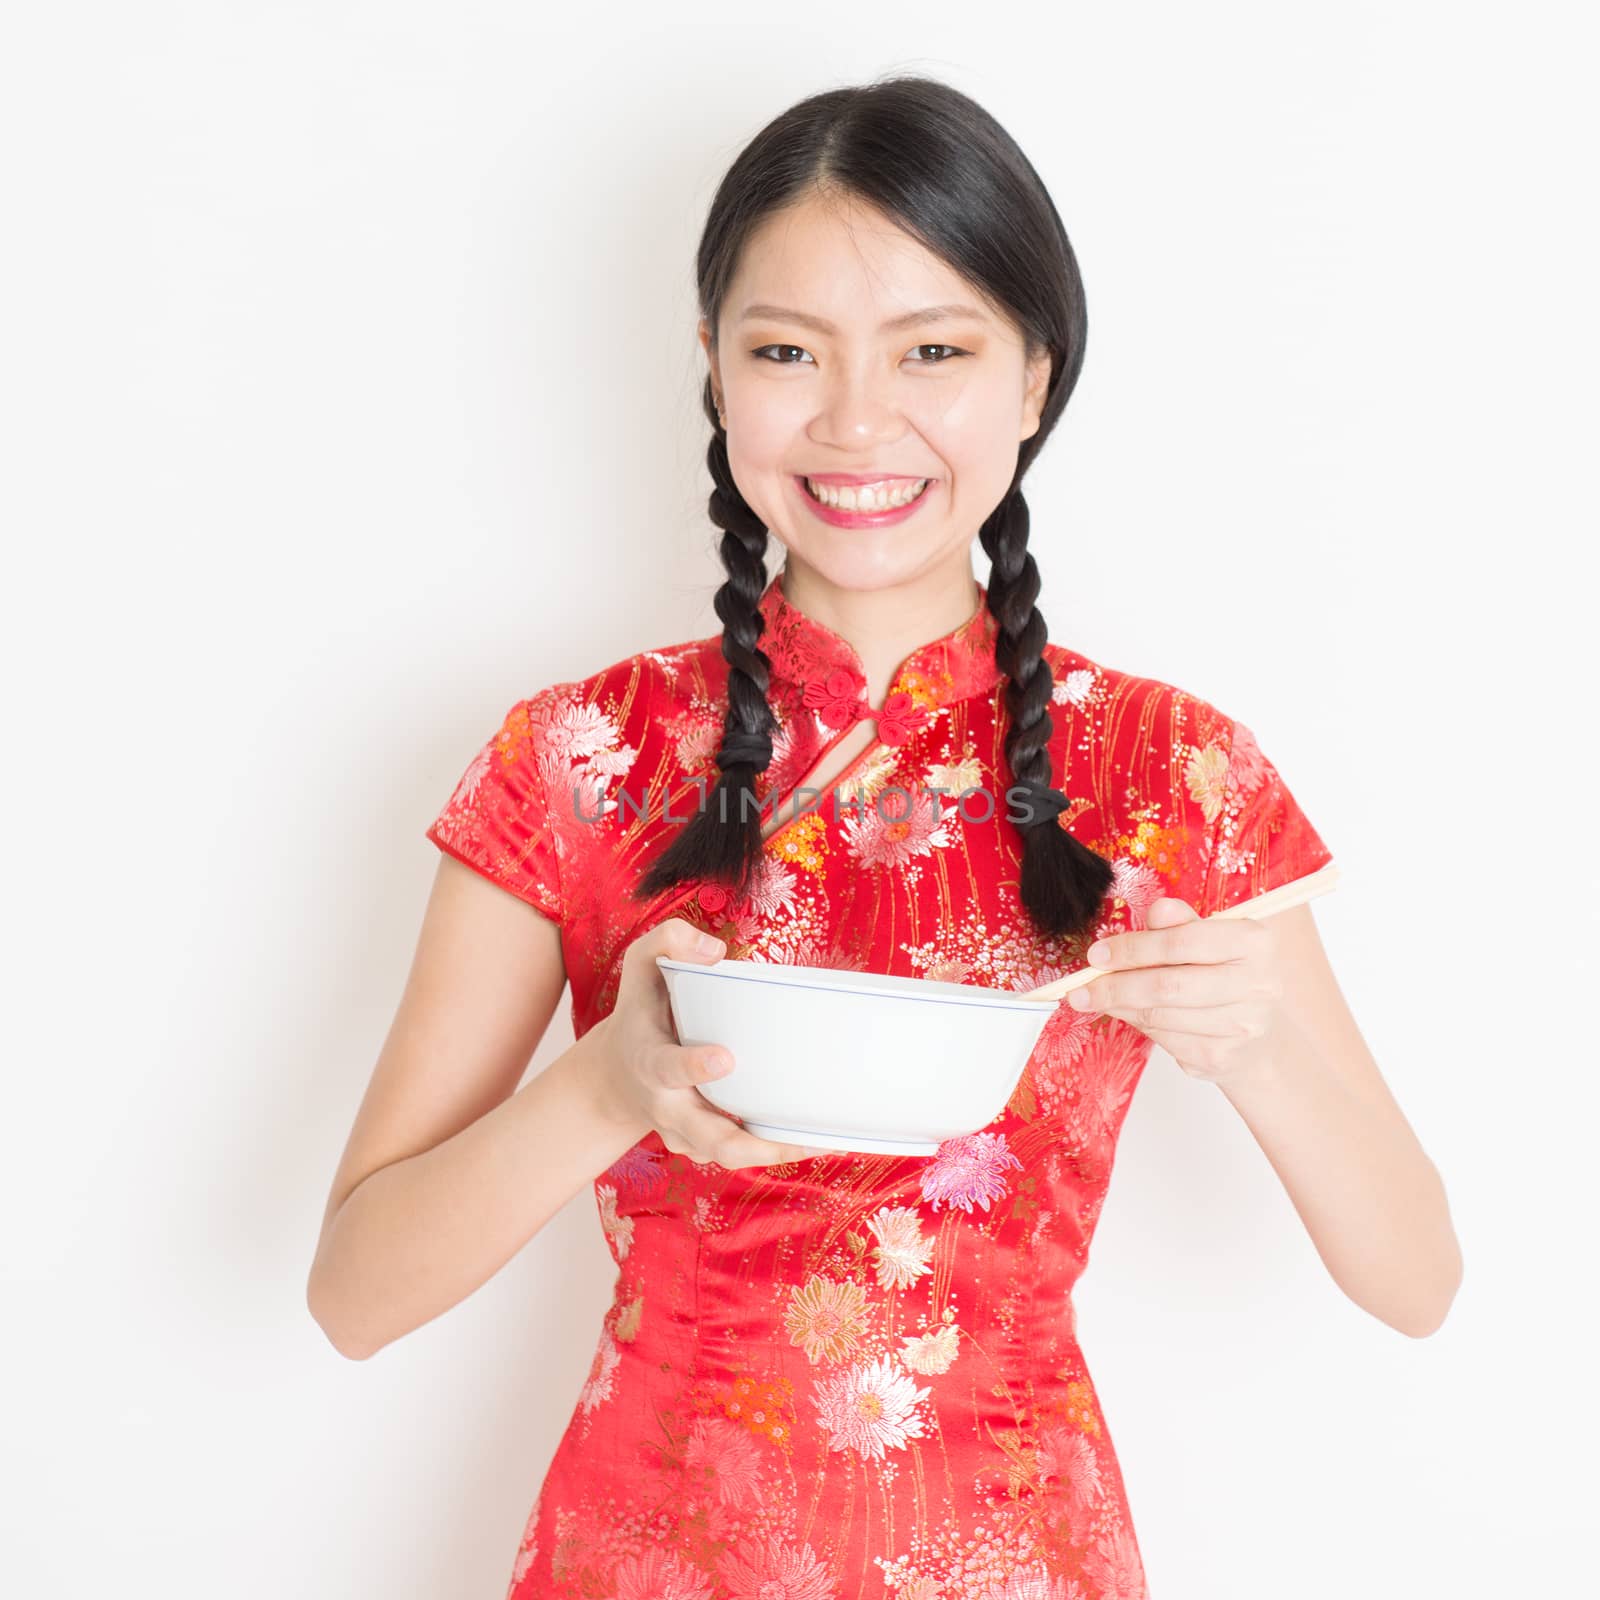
left=701, top=190, right=1053, bottom=593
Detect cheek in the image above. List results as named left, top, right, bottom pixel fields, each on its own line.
left=910, top=381, right=1026, bottom=501
left=724, top=412, right=805, bottom=525
left=727, top=405, right=800, bottom=471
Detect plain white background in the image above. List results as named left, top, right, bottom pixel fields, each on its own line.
left=5, top=3, right=1595, bottom=1596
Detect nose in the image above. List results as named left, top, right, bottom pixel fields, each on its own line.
left=807, top=364, right=905, bottom=452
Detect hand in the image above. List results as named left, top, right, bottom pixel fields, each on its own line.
left=1066, top=896, right=1285, bottom=1086
left=586, top=917, right=825, bottom=1170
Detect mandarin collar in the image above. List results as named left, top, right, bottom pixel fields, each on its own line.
left=754, top=569, right=1004, bottom=746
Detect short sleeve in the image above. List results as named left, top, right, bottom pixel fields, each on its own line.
left=425, top=698, right=567, bottom=926
left=1196, top=717, right=1335, bottom=917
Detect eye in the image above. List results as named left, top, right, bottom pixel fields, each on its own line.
left=749, top=342, right=970, bottom=366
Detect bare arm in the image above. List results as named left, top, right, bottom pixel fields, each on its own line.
left=304, top=856, right=632, bottom=1358
left=306, top=856, right=818, bottom=1360
left=1075, top=899, right=1462, bottom=1338
left=1214, top=905, right=1463, bottom=1337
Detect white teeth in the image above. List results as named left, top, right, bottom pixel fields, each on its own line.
left=805, top=477, right=930, bottom=511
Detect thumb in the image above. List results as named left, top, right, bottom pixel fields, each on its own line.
left=1143, top=895, right=1200, bottom=929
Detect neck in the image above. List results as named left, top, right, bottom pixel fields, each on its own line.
left=778, top=556, right=981, bottom=707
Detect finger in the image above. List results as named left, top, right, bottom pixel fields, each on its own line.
left=712, top=1125, right=825, bottom=1171
left=1129, top=1023, right=1248, bottom=1075
left=680, top=1098, right=821, bottom=1170
left=623, top=916, right=727, bottom=988
left=1086, top=913, right=1255, bottom=973
left=619, top=918, right=727, bottom=1029
left=1143, top=895, right=1201, bottom=927
left=649, top=1040, right=735, bottom=1092
left=1094, top=1001, right=1254, bottom=1038
left=1072, top=961, right=1247, bottom=1016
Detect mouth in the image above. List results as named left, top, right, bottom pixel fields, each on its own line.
left=798, top=475, right=933, bottom=513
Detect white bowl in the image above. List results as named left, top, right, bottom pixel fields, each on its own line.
left=655, top=956, right=1059, bottom=1156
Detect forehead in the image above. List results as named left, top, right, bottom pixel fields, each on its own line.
left=727, top=191, right=994, bottom=331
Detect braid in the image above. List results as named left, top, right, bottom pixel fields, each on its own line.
left=633, top=397, right=776, bottom=903
left=636, top=405, right=1111, bottom=938
left=980, top=488, right=1116, bottom=941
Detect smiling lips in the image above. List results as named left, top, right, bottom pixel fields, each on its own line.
left=797, top=473, right=935, bottom=525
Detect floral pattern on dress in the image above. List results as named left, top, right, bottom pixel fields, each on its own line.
left=425, top=569, right=1335, bottom=1598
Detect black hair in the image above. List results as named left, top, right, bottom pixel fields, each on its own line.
left=633, top=74, right=1115, bottom=941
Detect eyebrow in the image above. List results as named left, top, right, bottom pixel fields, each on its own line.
left=736, top=302, right=990, bottom=335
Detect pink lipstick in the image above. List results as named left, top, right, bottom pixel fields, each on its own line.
left=793, top=472, right=936, bottom=529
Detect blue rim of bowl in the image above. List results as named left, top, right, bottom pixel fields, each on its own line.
left=655, top=957, right=1056, bottom=1013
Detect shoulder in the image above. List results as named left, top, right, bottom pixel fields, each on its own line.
left=1040, top=641, right=1243, bottom=897
left=1039, top=641, right=1333, bottom=910
left=1041, top=639, right=1234, bottom=760
left=499, top=623, right=731, bottom=827
left=509, top=622, right=727, bottom=746
left=554, top=621, right=728, bottom=710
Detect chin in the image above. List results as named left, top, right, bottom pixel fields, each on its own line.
left=784, top=540, right=939, bottom=589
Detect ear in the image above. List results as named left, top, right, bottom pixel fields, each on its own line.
left=698, top=317, right=719, bottom=389
left=1019, top=346, right=1053, bottom=442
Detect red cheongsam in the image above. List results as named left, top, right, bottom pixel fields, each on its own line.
left=425, top=567, right=1334, bottom=1600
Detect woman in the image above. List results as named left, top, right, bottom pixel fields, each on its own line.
left=308, top=75, right=1461, bottom=1599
